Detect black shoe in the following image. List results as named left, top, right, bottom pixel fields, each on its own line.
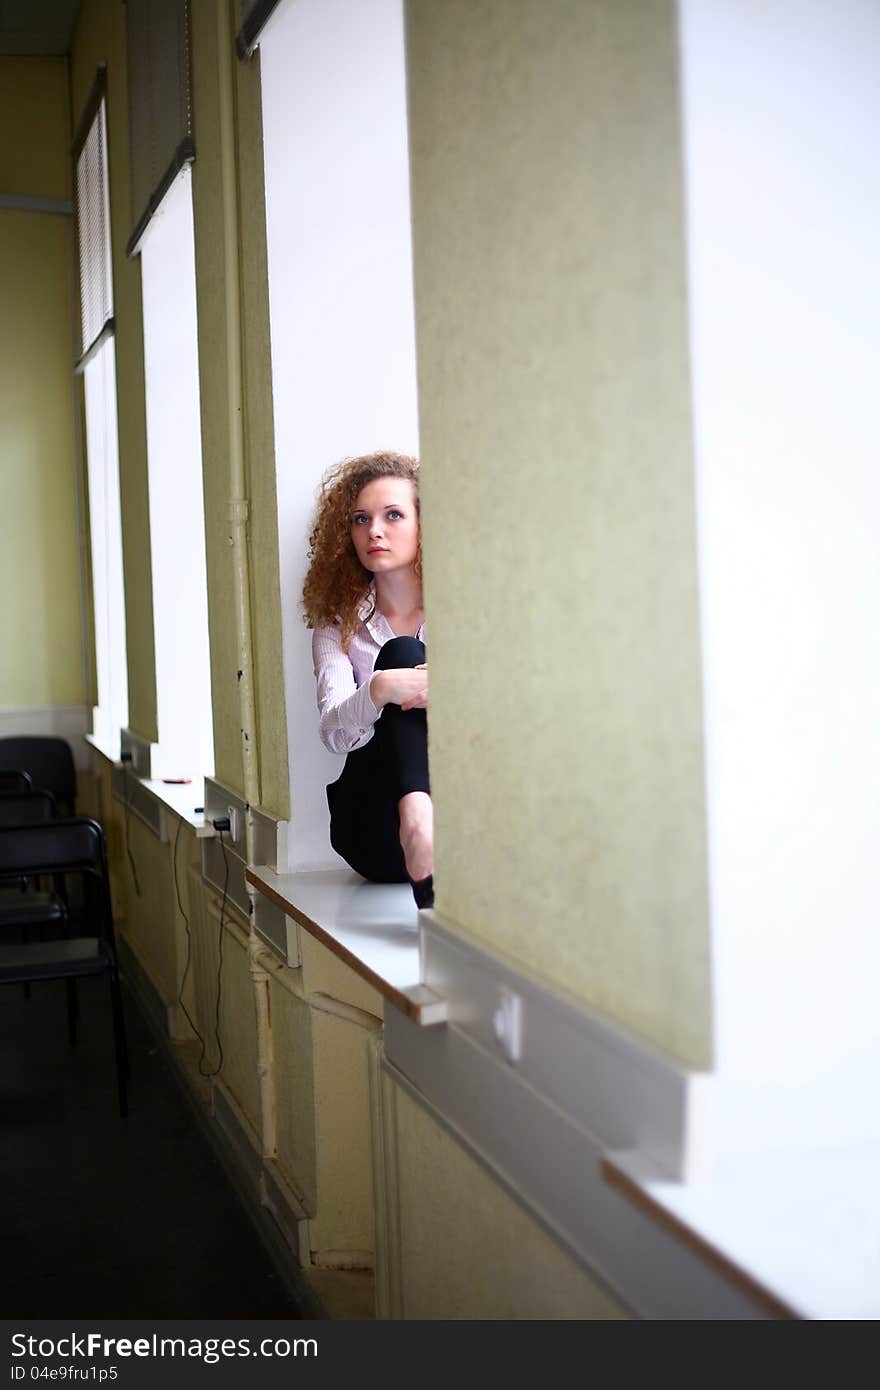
left=409, top=874, right=434, bottom=910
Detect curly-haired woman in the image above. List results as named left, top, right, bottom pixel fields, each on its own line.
left=302, top=451, right=433, bottom=909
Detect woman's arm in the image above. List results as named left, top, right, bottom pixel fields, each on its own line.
left=370, top=665, right=428, bottom=711
left=312, top=626, right=383, bottom=753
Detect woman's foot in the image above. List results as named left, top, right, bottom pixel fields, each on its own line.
left=409, top=873, right=434, bottom=910
left=398, top=791, right=433, bottom=883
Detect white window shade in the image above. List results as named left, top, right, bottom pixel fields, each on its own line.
left=126, top=0, right=194, bottom=256
left=73, top=72, right=128, bottom=753
left=138, top=166, right=214, bottom=780
left=82, top=339, right=129, bottom=753
left=75, top=95, right=113, bottom=362
left=236, top=0, right=283, bottom=59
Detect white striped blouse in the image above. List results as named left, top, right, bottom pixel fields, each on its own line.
left=311, top=590, right=426, bottom=755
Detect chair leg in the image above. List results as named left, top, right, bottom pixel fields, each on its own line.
left=20, top=928, right=30, bottom=1001
left=115, top=975, right=130, bottom=1079
left=108, top=970, right=129, bottom=1116
left=66, top=979, right=77, bottom=1046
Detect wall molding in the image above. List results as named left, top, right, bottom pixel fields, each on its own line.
left=0, top=703, right=90, bottom=770
left=0, top=193, right=72, bottom=216
left=381, top=913, right=773, bottom=1319
left=419, top=914, right=693, bottom=1175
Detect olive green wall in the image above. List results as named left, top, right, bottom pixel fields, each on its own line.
left=189, top=0, right=289, bottom=814
left=407, top=0, right=711, bottom=1065
left=0, top=56, right=69, bottom=196
left=0, top=58, right=83, bottom=708
left=71, top=0, right=157, bottom=740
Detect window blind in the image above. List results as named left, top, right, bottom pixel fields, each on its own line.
left=125, top=0, right=195, bottom=256
left=73, top=68, right=114, bottom=370
left=236, top=0, right=284, bottom=60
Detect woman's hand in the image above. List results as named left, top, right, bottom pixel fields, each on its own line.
left=371, top=665, right=428, bottom=711
left=401, top=663, right=428, bottom=711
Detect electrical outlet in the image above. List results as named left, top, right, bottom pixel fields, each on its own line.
left=226, top=805, right=241, bottom=842
left=492, top=987, right=523, bottom=1064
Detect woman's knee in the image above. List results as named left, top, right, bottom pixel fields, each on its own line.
left=374, top=635, right=425, bottom=671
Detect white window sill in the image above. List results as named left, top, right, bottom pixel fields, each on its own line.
left=603, top=1148, right=880, bottom=1320
left=85, top=731, right=123, bottom=765
left=87, top=734, right=208, bottom=834
left=245, top=865, right=442, bottom=1023
left=139, top=776, right=208, bottom=833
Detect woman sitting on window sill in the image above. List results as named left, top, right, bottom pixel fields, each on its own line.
left=303, top=451, right=433, bottom=910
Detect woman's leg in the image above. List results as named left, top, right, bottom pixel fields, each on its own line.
left=327, top=740, right=408, bottom=882
left=397, top=793, right=433, bottom=882
left=327, top=636, right=433, bottom=887
left=371, top=636, right=433, bottom=885
left=371, top=636, right=429, bottom=794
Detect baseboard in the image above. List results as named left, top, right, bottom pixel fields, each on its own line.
left=212, top=1079, right=263, bottom=1188
left=117, top=936, right=173, bottom=1041
left=263, top=1159, right=312, bottom=1267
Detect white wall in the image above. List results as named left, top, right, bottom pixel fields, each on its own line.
left=260, top=0, right=419, bottom=869
left=679, top=0, right=880, bottom=1167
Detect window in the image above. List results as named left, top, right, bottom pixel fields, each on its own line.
left=257, top=0, right=420, bottom=867
left=74, top=81, right=129, bottom=753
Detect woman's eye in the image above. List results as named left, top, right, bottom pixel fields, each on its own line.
left=387, top=510, right=403, bottom=521
left=352, top=514, right=368, bottom=526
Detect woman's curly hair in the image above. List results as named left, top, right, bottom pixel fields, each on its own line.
left=302, top=451, right=421, bottom=650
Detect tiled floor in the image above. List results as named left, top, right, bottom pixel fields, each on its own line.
left=0, top=973, right=314, bottom=1318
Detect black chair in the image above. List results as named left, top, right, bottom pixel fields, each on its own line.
left=0, top=790, right=65, bottom=929
left=0, top=818, right=128, bottom=1116
left=0, top=790, right=58, bottom=826
left=0, top=737, right=77, bottom=816
left=0, top=770, right=33, bottom=794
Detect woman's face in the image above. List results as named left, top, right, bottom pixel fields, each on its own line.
left=350, top=477, right=419, bottom=576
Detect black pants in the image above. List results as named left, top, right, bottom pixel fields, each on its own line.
left=327, top=636, right=430, bottom=882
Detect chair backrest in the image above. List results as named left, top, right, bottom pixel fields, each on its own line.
left=0, top=770, right=32, bottom=794
left=0, top=790, right=57, bottom=825
left=0, top=737, right=76, bottom=815
left=0, top=818, right=114, bottom=941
